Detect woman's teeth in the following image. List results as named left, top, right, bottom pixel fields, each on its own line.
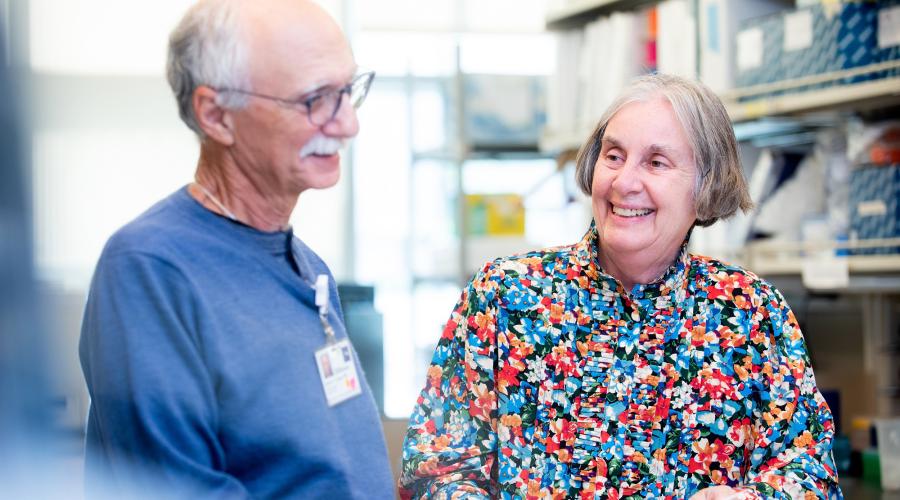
left=612, top=206, right=653, bottom=217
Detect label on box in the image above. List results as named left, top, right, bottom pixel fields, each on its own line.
left=879, top=6, right=900, bottom=49
left=784, top=10, right=813, bottom=52
left=737, top=28, right=763, bottom=70
left=858, top=200, right=888, bottom=217
left=820, top=0, right=842, bottom=19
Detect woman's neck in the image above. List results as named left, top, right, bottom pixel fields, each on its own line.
left=598, top=245, right=680, bottom=292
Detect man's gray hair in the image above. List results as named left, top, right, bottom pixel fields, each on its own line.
left=167, top=0, right=251, bottom=137
left=574, top=73, right=753, bottom=227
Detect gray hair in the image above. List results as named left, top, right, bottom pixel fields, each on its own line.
left=574, top=73, right=753, bottom=227
left=166, top=0, right=251, bottom=137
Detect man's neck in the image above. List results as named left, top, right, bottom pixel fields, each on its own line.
left=192, top=147, right=297, bottom=232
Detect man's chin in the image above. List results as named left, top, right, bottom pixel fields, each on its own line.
left=298, top=172, right=341, bottom=192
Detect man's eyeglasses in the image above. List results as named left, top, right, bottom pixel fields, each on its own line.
left=216, top=71, right=375, bottom=126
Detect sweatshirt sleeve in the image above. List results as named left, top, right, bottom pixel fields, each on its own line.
left=399, top=268, right=499, bottom=500
left=79, top=248, right=251, bottom=499
left=733, top=287, right=842, bottom=499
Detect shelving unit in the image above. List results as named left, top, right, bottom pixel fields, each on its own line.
left=545, top=0, right=656, bottom=29
left=741, top=239, right=900, bottom=291
left=542, top=0, right=659, bottom=153
left=542, top=0, right=900, bottom=420
left=405, top=43, right=562, bottom=295
left=741, top=239, right=900, bottom=418
left=724, top=63, right=900, bottom=122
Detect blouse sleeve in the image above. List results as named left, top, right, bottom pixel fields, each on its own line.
left=736, top=287, right=842, bottom=499
left=399, top=268, right=500, bottom=500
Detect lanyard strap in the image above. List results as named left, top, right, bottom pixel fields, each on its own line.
left=315, top=274, right=337, bottom=344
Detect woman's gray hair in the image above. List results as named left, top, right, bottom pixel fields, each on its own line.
left=574, top=73, right=753, bottom=227
left=166, top=0, right=251, bottom=137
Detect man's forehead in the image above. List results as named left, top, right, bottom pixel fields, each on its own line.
left=240, top=0, right=354, bottom=91
left=237, top=0, right=344, bottom=52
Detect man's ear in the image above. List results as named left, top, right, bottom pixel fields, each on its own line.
left=193, top=86, right=236, bottom=146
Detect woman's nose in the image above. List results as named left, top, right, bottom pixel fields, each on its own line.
left=610, top=160, right=642, bottom=194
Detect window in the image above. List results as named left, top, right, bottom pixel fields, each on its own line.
left=351, top=17, right=574, bottom=419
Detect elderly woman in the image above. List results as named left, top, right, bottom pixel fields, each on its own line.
left=400, top=74, right=841, bottom=500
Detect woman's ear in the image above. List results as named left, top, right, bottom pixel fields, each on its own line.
left=193, top=86, right=235, bottom=146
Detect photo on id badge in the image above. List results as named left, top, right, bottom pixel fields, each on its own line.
left=319, top=351, right=333, bottom=377
left=315, top=339, right=362, bottom=406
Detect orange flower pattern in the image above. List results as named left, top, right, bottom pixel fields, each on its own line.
left=400, top=226, right=841, bottom=499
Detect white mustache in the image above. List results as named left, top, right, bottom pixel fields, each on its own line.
left=299, top=135, right=346, bottom=158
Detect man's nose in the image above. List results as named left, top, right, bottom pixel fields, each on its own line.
left=322, top=93, right=359, bottom=138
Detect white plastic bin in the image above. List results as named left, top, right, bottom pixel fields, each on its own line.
left=877, top=418, right=900, bottom=491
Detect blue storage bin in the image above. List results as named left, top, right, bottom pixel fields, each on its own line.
left=849, top=164, right=900, bottom=255
left=736, top=1, right=895, bottom=94
left=877, top=1, right=900, bottom=78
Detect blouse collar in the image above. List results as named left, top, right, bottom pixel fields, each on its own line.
left=572, top=221, right=690, bottom=300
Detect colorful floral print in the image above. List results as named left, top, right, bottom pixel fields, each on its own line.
left=400, top=225, right=841, bottom=500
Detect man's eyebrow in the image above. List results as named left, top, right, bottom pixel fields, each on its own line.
left=296, top=68, right=360, bottom=98
left=293, top=83, right=331, bottom=100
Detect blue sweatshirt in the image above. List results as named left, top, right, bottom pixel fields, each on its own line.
left=79, top=186, right=394, bottom=499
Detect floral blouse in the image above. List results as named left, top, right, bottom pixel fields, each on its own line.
left=400, top=225, right=841, bottom=500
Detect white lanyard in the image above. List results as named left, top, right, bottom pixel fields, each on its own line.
left=312, top=273, right=362, bottom=406
left=314, top=274, right=337, bottom=344
left=195, top=182, right=238, bottom=222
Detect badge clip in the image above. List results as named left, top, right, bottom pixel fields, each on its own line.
left=315, top=274, right=337, bottom=344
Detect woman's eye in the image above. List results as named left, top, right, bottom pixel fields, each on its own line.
left=650, top=160, right=668, bottom=169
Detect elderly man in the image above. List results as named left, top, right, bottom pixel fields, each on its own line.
left=78, top=1, right=393, bottom=498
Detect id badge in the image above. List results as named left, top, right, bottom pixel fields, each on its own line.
left=314, top=339, right=362, bottom=407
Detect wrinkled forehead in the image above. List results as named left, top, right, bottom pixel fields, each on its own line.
left=603, top=97, right=697, bottom=164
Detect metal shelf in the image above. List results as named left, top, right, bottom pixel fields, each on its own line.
left=544, top=0, right=655, bottom=29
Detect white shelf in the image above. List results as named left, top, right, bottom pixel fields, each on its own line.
left=750, top=254, right=900, bottom=275
left=544, top=0, right=651, bottom=29
left=724, top=72, right=900, bottom=122
left=739, top=239, right=900, bottom=292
